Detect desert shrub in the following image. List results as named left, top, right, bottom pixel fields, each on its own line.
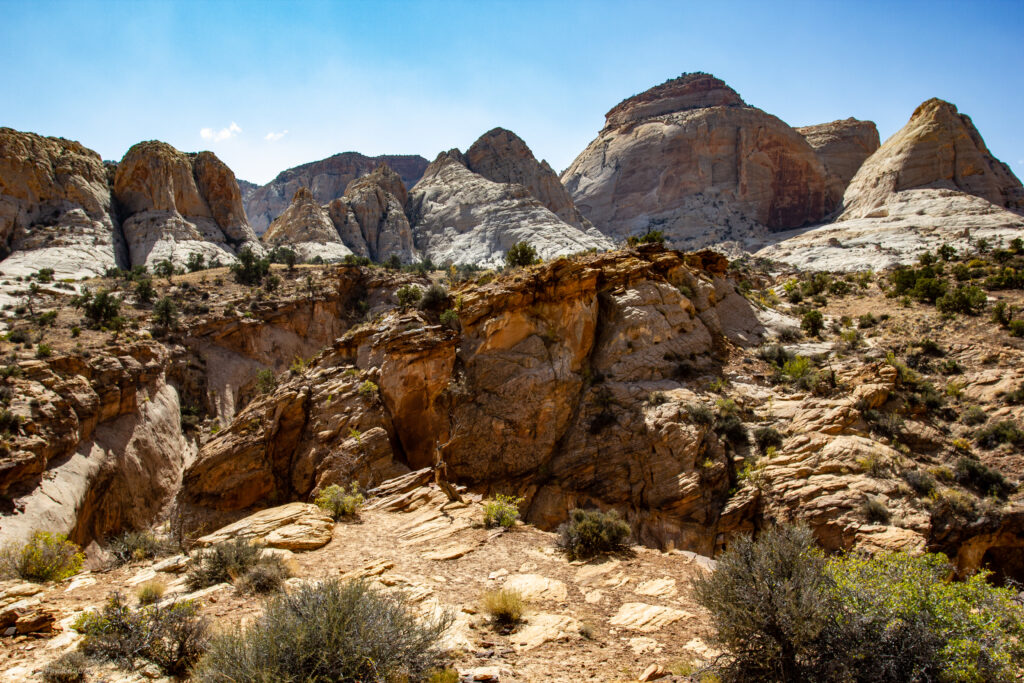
left=358, top=380, right=379, bottom=399
left=235, top=554, right=291, bottom=595
left=72, top=288, right=122, bottom=328
left=801, top=309, right=824, bottom=337
left=395, top=284, right=422, bottom=307
left=153, top=259, right=176, bottom=280
left=0, top=531, right=84, bottom=582
left=439, top=308, right=459, bottom=328
left=426, top=668, right=461, bottom=683
left=1010, top=319, right=1024, bottom=337
left=556, top=508, right=631, bottom=560
left=715, top=413, right=749, bottom=447
left=137, top=580, right=166, bottom=605
left=134, top=277, right=156, bottom=304
left=961, top=405, right=987, bottom=426
left=686, top=402, right=714, bottom=425
left=752, top=426, right=783, bottom=454
left=75, top=592, right=208, bottom=676
left=0, top=408, right=22, bottom=434
left=780, top=355, right=819, bottom=390
left=41, top=651, right=89, bottom=683
left=263, top=273, right=281, bottom=292
left=314, top=482, right=364, bottom=521
left=1002, top=384, right=1024, bottom=405
left=902, top=469, right=936, bottom=497
left=954, top=456, right=1015, bottom=498
left=863, top=409, right=905, bottom=440
left=108, top=530, right=172, bottom=566
left=505, top=241, right=538, bottom=268
left=255, top=368, right=276, bottom=394
left=627, top=229, right=665, bottom=246
left=419, top=284, right=448, bottom=311
left=230, top=248, right=270, bottom=286
left=186, top=538, right=263, bottom=590
left=192, top=579, right=451, bottom=683
left=694, top=524, right=1024, bottom=683
left=758, top=343, right=793, bottom=366
left=861, top=496, right=890, bottom=524
left=483, top=493, right=523, bottom=529
left=911, top=277, right=947, bottom=303
left=152, top=297, right=178, bottom=329
left=936, top=284, right=986, bottom=315
left=991, top=301, right=1013, bottom=326
left=186, top=252, right=206, bottom=272
left=35, top=342, right=52, bottom=359
left=857, top=313, right=878, bottom=328
left=975, top=420, right=1024, bottom=448
left=482, top=588, right=526, bottom=629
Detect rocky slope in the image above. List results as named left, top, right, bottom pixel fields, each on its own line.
left=409, top=142, right=612, bottom=268
left=328, top=164, right=416, bottom=262
left=796, top=118, right=880, bottom=212
left=262, top=187, right=353, bottom=262
left=758, top=99, right=1024, bottom=270
left=244, top=152, right=429, bottom=234
left=561, top=73, right=830, bottom=248
left=0, top=128, right=125, bottom=280
left=113, top=141, right=262, bottom=269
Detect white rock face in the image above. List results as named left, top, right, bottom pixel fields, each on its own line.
left=262, top=187, right=354, bottom=263
left=409, top=152, right=612, bottom=268
left=754, top=188, right=1024, bottom=271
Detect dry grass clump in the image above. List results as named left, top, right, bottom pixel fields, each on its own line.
left=482, top=588, right=526, bottom=629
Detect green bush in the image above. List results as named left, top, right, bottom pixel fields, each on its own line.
left=0, top=531, right=84, bottom=582
left=752, top=426, right=783, bottom=454
left=358, top=380, right=379, bottom=399
left=801, top=309, right=824, bottom=337
left=694, top=524, right=1024, bottom=682
left=483, top=493, right=523, bottom=529
left=41, top=651, right=88, bottom=683
left=954, top=456, right=1015, bottom=498
left=134, top=277, right=156, bottom=304
left=255, top=368, right=277, bottom=394
left=314, top=482, right=364, bottom=521
left=235, top=554, right=291, bottom=595
left=35, top=342, right=52, bottom=359
left=439, top=308, right=459, bottom=328
left=936, top=284, right=987, bottom=315
left=75, top=592, right=208, bottom=676
left=396, top=284, right=422, bottom=308
left=627, top=229, right=665, bottom=246
left=230, top=248, right=270, bottom=286
left=108, top=530, right=173, bottom=566
left=505, top=241, right=538, bottom=268
left=186, top=252, right=206, bottom=272
left=419, top=284, right=448, bottom=311
left=152, top=296, right=178, bottom=329
left=961, top=405, right=987, bottom=426
left=186, top=538, right=263, bottom=590
left=686, top=402, right=714, bottom=425
left=556, top=508, right=631, bottom=560
left=902, top=469, right=936, bottom=497
left=975, top=420, right=1024, bottom=448
left=192, top=579, right=451, bottom=682
left=72, top=288, right=122, bottom=328
left=136, top=579, right=166, bottom=605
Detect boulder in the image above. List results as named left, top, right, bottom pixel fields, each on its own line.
left=194, top=502, right=334, bottom=551
left=562, top=72, right=829, bottom=247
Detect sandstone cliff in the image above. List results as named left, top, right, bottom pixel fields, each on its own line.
left=561, top=73, right=830, bottom=247
left=409, top=147, right=612, bottom=268
left=244, top=152, right=429, bottom=233
left=262, top=187, right=353, bottom=263
left=114, top=141, right=261, bottom=268
left=328, top=164, right=416, bottom=262
left=841, top=98, right=1024, bottom=220
left=796, top=118, right=880, bottom=211
left=0, top=128, right=125, bottom=279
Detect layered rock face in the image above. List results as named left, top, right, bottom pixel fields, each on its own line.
left=114, top=141, right=261, bottom=268
left=796, top=118, right=880, bottom=211
left=0, top=128, right=125, bottom=279
left=262, top=187, right=353, bottom=263
left=465, top=128, right=592, bottom=231
left=841, top=98, right=1024, bottom=220
left=561, top=73, right=829, bottom=247
left=409, top=140, right=612, bottom=268
left=328, top=164, right=415, bottom=262
left=244, top=152, right=429, bottom=233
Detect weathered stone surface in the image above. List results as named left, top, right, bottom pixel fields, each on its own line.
left=562, top=73, right=829, bottom=248
left=502, top=574, right=568, bottom=602
left=409, top=149, right=612, bottom=268
left=512, top=613, right=580, bottom=651
left=114, top=141, right=261, bottom=268
left=194, top=502, right=334, bottom=550
left=328, top=164, right=415, bottom=262
left=841, top=98, right=1024, bottom=220
left=262, top=187, right=353, bottom=263
left=796, top=118, right=880, bottom=211
left=245, top=152, right=429, bottom=233
left=609, top=602, right=689, bottom=632
left=0, top=127, right=124, bottom=279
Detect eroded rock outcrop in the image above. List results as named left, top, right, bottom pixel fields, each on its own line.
left=328, top=165, right=416, bottom=262
left=0, top=128, right=124, bottom=279
left=841, top=98, right=1024, bottom=220
left=262, top=187, right=353, bottom=262
left=562, top=73, right=829, bottom=247
left=245, top=152, right=429, bottom=233
left=113, top=141, right=261, bottom=268
left=409, top=146, right=612, bottom=268
left=796, top=118, right=880, bottom=211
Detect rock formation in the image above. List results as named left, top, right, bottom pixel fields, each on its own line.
left=0, top=128, right=124, bottom=279
left=465, top=127, right=592, bottom=231
left=796, top=118, right=880, bottom=211
left=244, top=152, right=429, bottom=233
left=840, top=98, right=1024, bottom=220
left=262, top=187, right=353, bottom=263
left=328, top=165, right=416, bottom=262
left=409, top=139, right=612, bottom=267
left=113, top=141, right=261, bottom=268
left=561, top=73, right=829, bottom=247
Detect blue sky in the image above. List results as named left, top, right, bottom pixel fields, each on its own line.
left=2, top=0, right=1022, bottom=185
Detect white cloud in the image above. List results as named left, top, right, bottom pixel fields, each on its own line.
left=200, top=122, right=242, bottom=142
left=264, top=129, right=288, bottom=142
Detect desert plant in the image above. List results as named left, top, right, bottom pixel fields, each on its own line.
left=395, top=283, right=422, bottom=308
left=75, top=592, right=208, bottom=676
left=358, top=380, right=379, bottom=399
left=186, top=252, right=206, bottom=272
left=954, top=456, right=1015, bottom=498
left=752, top=426, right=783, bottom=454
left=861, top=496, right=891, bottom=524
left=230, top=248, right=270, bottom=286
left=192, top=579, right=451, bottom=683
left=556, top=508, right=631, bottom=560
left=255, top=368, right=276, bottom=394
left=41, top=651, right=88, bottom=683
left=137, top=579, right=167, bottom=605
left=801, top=309, right=824, bottom=337
left=419, top=283, right=448, bottom=311
left=902, top=469, right=936, bottom=497
left=482, top=493, right=524, bottom=529
left=426, top=668, right=461, bottom=683
left=482, top=588, right=526, bottom=629
left=314, top=482, right=364, bottom=521
left=153, top=259, right=176, bottom=280
left=975, top=420, right=1024, bottom=448
left=134, top=277, right=156, bottom=304
left=0, top=531, right=84, bottom=582
left=961, top=405, right=987, bottom=426
left=936, top=284, right=987, bottom=315
left=72, top=288, right=122, bottom=328
left=235, top=554, right=291, bottom=594
left=152, top=296, right=178, bottom=330
left=686, top=402, right=714, bottom=425
left=108, top=529, right=172, bottom=566
left=185, top=538, right=263, bottom=590
left=35, top=342, right=52, bottom=358
left=439, top=308, right=459, bottom=328
left=505, top=241, right=538, bottom=268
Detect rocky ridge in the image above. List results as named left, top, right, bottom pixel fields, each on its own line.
left=796, top=118, right=880, bottom=212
